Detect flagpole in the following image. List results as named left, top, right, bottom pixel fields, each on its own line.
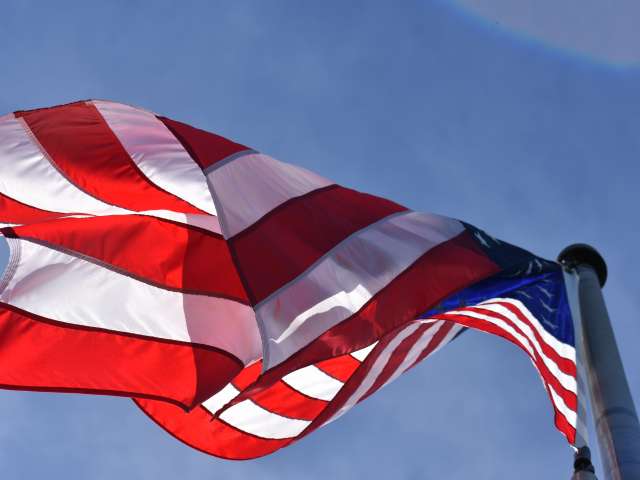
left=572, top=446, right=597, bottom=479
left=558, top=244, right=640, bottom=480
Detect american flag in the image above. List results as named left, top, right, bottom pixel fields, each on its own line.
left=0, top=100, right=582, bottom=458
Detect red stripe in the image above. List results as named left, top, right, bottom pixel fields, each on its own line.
left=543, top=381, right=577, bottom=445
left=234, top=230, right=498, bottom=403
left=232, top=362, right=262, bottom=390
left=227, top=354, right=364, bottom=427
left=158, top=116, right=248, bottom=170
left=6, top=215, right=247, bottom=301
left=135, top=399, right=291, bottom=460
left=233, top=363, right=338, bottom=421
left=293, top=326, right=409, bottom=443
left=228, top=355, right=361, bottom=424
left=405, top=321, right=455, bottom=372
left=310, top=323, right=457, bottom=437
left=554, top=410, right=577, bottom=445
left=437, top=307, right=578, bottom=406
left=361, top=323, right=432, bottom=400
left=215, top=327, right=404, bottom=456
left=434, top=311, right=577, bottom=411
left=0, top=192, right=65, bottom=225
left=476, top=302, right=577, bottom=376
left=359, top=321, right=454, bottom=403
left=135, top=313, right=577, bottom=460
left=249, top=381, right=327, bottom=421
left=0, top=303, right=242, bottom=410
left=315, top=355, right=361, bottom=382
left=17, top=103, right=203, bottom=213
left=230, top=185, right=406, bottom=303
left=135, top=352, right=367, bottom=459
left=302, top=308, right=576, bottom=449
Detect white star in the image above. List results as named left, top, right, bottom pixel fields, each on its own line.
left=474, top=231, right=490, bottom=248
left=540, top=300, right=555, bottom=313
left=515, top=289, right=533, bottom=299
left=525, top=261, right=533, bottom=275
left=507, top=268, right=523, bottom=277
left=486, top=232, right=501, bottom=244
left=537, top=286, right=553, bottom=299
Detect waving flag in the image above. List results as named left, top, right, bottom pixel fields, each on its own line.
left=0, top=100, right=582, bottom=458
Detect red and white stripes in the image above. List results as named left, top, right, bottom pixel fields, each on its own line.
left=430, top=298, right=578, bottom=443
left=0, top=101, right=252, bottom=408
left=134, top=294, right=577, bottom=458
left=0, top=100, right=579, bottom=458
left=0, top=235, right=260, bottom=363
left=93, top=101, right=218, bottom=216
left=135, top=319, right=463, bottom=459
left=0, top=108, right=220, bottom=232
left=254, top=211, right=466, bottom=369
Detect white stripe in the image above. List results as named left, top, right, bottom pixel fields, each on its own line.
left=206, top=152, right=333, bottom=237
left=274, top=284, right=370, bottom=345
left=325, top=323, right=422, bottom=426
left=138, top=211, right=220, bottom=234
left=426, top=322, right=464, bottom=357
left=0, top=115, right=126, bottom=216
left=470, top=303, right=577, bottom=390
left=0, top=115, right=221, bottom=234
left=0, top=238, right=261, bottom=364
left=357, top=321, right=459, bottom=399
left=479, top=298, right=576, bottom=360
left=219, top=399, right=311, bottom=439
left=258, top=211, right=464, bottom=369
left=446, top=308, right=536, bottom=355
left=282, top=365, right=343, bottom=401
left=549, top=383, right=578, bottom=428
left=445, top=307, right=577, bottom=393
left=351, top=342, right=378, bottom=362
left=377, top=321, right=445, bottom=391
left=202, top=383, right=240, bottom=416
left=93, top=101, right=217, bottom=216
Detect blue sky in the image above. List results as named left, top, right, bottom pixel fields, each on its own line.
left=1, top=1, right=638, bottom=478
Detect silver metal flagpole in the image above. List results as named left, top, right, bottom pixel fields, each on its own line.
left=559, top=244, right=640, bottom=480
left=572, top=446, right=597, bottom=479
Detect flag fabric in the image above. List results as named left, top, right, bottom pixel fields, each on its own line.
left=0, top=100, right=582, bottom=458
